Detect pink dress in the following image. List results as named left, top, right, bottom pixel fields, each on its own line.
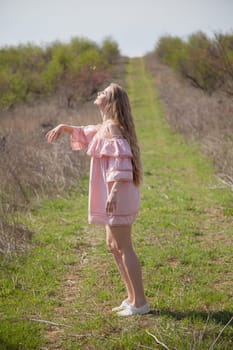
left=70, top=120, right=140, bottom=226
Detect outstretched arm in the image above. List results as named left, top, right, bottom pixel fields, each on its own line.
left=46, top=124, right=74, bottom=144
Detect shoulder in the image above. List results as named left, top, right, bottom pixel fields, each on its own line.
left=107, top=123, right=122, bottom=137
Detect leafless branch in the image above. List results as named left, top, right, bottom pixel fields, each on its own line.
left=29, top=318, right=71, bottom=328
left=208, top=316, right=233, bottom=350
left=146, top=330, right=170, bottom=350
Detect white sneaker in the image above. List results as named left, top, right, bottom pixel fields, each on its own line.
left=112, top=299, right=130, bottom=312
left=117, top=303, right=150, bottom=317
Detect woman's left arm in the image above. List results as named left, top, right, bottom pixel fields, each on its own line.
left=106, top=181, right=122, bottom=213
left=105, top=154, right=134, bottom=213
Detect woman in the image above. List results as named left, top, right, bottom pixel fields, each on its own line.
left=47, top=83, right=150, bottom=316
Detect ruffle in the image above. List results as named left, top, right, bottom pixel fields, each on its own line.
left=106, top=169, right=133, bottom=183
left=70, top=125, right=99, bottom=151
left=87, top=137, right=132, bottom=158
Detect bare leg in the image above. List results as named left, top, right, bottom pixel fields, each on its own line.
left=106, top=225, right=134, bottom=303
left=106, top=225, right=147, bottom=307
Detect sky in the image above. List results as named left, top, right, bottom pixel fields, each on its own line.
left=0, top=0, right=233, bottom=57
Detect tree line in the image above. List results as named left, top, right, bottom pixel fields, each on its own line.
left=0, top=37, right=120, bottom=109
left=154, top=31, right=233, bottom=96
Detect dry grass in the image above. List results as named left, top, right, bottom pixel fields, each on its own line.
left=0, top=56, right=126, bottom=256
left=145, top=54, right=233, bottom=188
left=0, top=96, right=101, bottom=256
left=0, top=97, right=101, bottom=198
left=0, top=221, right=34, bottom=256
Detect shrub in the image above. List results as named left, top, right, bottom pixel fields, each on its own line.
left=0, top=37, right=121, bottom=109
left=0, top=71, right=29, bottom=107
left=70, top=37, right=99, bottom=55
left=41, top=58, right=64, bottom=93
left=70, top=47, right=105, bottom=75
left=155, top=31, right=233, bottom=95
left=156, top=35, right=188, bottom=71
left=102, top=37, right=120, bottom=64
left=182, top=32, right=221, bottom=91
left=211, top=33, right=233, bottom=95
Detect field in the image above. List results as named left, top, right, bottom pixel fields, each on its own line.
left=0, top=57, right=232, bottom=349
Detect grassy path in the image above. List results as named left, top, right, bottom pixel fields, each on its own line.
left=1, top=58, right=233, bottom=349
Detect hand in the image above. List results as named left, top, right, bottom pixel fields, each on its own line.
left=46, top=124, right=64, bottom=143
left=106, top=190, right=117, bottom=214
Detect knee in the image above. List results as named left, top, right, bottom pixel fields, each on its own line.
left=106, top=237, right=118, bottom=255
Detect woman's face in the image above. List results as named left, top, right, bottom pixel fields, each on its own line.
left=94, top=86, right=111, bottom=109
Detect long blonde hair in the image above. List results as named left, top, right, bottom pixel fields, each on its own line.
left=105, top=83, right=143, bottom=186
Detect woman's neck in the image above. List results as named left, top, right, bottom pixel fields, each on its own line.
left=102, top=114, right=113, bottom=123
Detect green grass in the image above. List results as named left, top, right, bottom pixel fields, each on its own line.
left=0, top=58, right=233, bottom=349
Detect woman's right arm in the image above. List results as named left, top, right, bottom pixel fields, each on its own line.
left=46, top=124, right=74, bottom=144
left=47, top=123, right=100, bottom=149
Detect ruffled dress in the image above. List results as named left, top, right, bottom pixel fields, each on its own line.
left=70, top=120, right=140, bottom=226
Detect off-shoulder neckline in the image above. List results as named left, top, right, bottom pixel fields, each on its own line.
left=87, top=134, right=132, bottom=157
left=96, top=134, right=125, bottom=140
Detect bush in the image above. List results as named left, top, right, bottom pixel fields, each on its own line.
left=70, top=48, right=105, bottom=75
left=41, top=58, right=64, bottom=92
left=0, top=70, right=29, bottom=107
left=0, top=37, right=121, bottom=109
left=182, top=32, right=221, bottom=91
left=156, top=36, right=188, bottom=71
left=155, top=31, right=233, bottom=95
left=102, top=37, right=120, bottom=64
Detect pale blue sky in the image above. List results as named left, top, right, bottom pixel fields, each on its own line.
left=0, top=0, right=232, bottom=56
